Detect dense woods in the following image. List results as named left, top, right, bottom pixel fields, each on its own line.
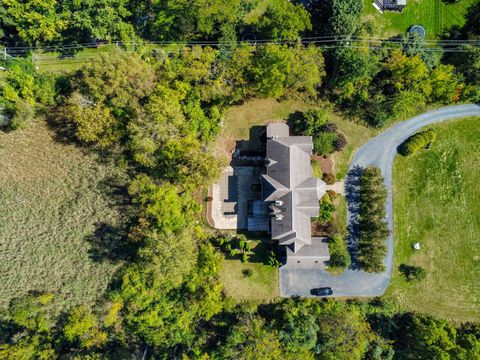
left=1, top=0, right=480, bottom=358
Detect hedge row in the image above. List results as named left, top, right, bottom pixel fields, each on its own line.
left=399, top=128, right=436, bottom=156
left=357, top=166, right=389, bottom=273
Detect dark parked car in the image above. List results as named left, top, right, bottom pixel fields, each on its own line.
left=311, top=287, right=333, bottom=296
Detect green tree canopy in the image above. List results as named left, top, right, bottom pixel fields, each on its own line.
left=256, top=0, right=311, bottom=41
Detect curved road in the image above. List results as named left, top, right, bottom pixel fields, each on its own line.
left=280, top=104, right=480, bottom=297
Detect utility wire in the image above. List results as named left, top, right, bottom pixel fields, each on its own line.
left=2, top=36, right=479, bottom=52
left=2, top=37, right=478, bottom=61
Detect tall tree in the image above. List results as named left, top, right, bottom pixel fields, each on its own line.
left=256, top=0, right=311, bottom=41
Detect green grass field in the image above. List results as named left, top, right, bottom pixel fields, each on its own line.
left=32, top=45, right=118, bottom=73
left=219, top=240, right=279, bottom=302
left=0, top=120, right=125, bottom=314
left=387, top=117, right=480, bottom=321
left=364, top=0, right=478, bottom=39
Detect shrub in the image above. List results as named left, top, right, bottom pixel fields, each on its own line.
left=34, top=73, right=57, bottom=106
left=267, top=251, right=279, bottom=267
left=317, top=193, right=335, bottom=223
left=321, top=122, right=338, bottom=133
left=311, top=159, right=323, bottom=178
left=323, top=172, right=336, bottom=185
left=293, top=109, right=328, bottom=136
left=328, top=236, right=351, bottom=269
left=241, top=252, right=248, bottom=263
left=399, top=264, right=427, bottom=281
left=10, top=99, right=35, bottom=130
left=326, top=190, right=337, bottom=199
left=329, top=252, right=349, bottom=268
left=333, top=133, right=347, bottom=152
left=242, top=268, right=253, bottom=277
left=399, top=128, right=436, bottom=156
left=313, top=132, right=337, bottom=156
left=239, top=239, right=246, bottom=251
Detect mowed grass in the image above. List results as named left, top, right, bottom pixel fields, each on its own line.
left=0, top=120, right=123, bottom=313
left=387, top=117, right=480, bottom=321
left=33, top=45, right=118, bottom=73
left=220, top=98, right=375, bottom=179
left=219, top=240, right=279, bottom=302
left=364, top=0, right=478, bottom=39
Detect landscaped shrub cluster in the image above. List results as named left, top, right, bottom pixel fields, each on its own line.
left=399, top=128, right=437, bottom=156
left=328, top=235, right=351, bottom=269
left=317, top=193, right=335, bottom=223
left=293, top=109, right=348, bottom=157
left=358, top=166, right=389, bottom=273
left=313, top=191, right=352, bottom=272
left=217, top=234, right=253, bottom=262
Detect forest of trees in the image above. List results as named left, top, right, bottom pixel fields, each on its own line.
left=1, top=0, right=479, bottom=358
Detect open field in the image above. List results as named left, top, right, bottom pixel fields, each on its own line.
left=364, top=0, right=478, bottom=39
left=32, top=45, right=119, bottom=73
left=219, top=240, right=279, bottom=302
left=387, top=117, right=480, bottom=321
left=0, top=120, right=125, bottom=313
left=220, top=98, right=375, bottom=179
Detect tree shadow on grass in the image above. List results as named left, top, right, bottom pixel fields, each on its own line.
left=85, top=222, right=137, bottom=263
left=85, top=176, right=138, bottom=263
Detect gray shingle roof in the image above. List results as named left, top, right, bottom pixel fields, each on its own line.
left=263, top=123, right=327, bottom=253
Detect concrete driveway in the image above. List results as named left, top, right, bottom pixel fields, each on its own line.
left=280, top=104, right=480, bottom=297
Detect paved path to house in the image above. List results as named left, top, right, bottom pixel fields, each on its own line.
left=326, top=181, right=345, bottom=195
left=280, top=104, right=480, bottom=297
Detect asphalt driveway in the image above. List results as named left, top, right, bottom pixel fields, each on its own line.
left=280, top=104, right=480, bottom=297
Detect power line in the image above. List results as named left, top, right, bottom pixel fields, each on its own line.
left=2, top=37, right=478, bottom=63
left=2, top=36, right=479, bottom=53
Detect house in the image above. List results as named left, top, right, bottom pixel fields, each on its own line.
left=373, top=0, right=407, bottom=13
left=250, top=123, right=330, bottom=267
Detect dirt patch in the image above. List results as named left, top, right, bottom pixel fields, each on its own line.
left=215, top=134, right=236, bottom=163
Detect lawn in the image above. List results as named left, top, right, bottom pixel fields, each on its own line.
left=219, top=98, right=375, bottom=180
left=0, top=120, right=125, bottom=314
left=387, top=117, right=480, bottom=321
left=363, top=0, right=478, bottom=39
left=32, top=45, right=118, bottom=73
left=219, top=240, right=279, bottom=302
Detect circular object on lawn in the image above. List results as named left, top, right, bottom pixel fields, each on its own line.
left=409, top=25, right=426, bottom=38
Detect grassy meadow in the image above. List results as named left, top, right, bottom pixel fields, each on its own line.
left=0, top=120, right=125, bottom=313
left=387, top=117, right=480, bottom=321
left=32, top=46, right=112, bottom=74
left=364, top=0, right=478, bottom=39
left=219, top=240, right=279, bottom=302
